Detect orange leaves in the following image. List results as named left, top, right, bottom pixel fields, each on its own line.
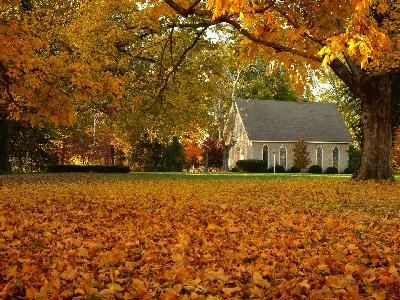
left=1, top=175, right=400, bottom=298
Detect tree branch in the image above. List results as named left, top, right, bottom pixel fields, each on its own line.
left=272, top=4, right=325, bottom=46
left=219, top=17, right=322, bottom=62
left=0, top=62, right=23, bottom=110
left=164, top=0, right=322, bottom=62
left=156, top=27, right=207, bottom=104
left=328, top=58, right=360, bottom=97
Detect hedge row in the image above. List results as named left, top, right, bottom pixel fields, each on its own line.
left=307, top=165, right=339, bottom=174
left=234, top=160, right=341, bottom=174
left=235, top=160, right=268, bottom=173
left=47, top=165, right=131, bottom=173
left=234, top=160, right=287, bottom=173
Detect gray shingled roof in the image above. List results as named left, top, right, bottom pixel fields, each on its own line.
left=235, top=99, right=352, bottom=143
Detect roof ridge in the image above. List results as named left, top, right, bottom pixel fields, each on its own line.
left=235, top=99, right=336, bottom=105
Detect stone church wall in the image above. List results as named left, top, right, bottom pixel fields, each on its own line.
left=251, top=142, right=349, bottom=172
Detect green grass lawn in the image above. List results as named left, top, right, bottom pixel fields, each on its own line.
left=1, top=171, right=353, bottom=182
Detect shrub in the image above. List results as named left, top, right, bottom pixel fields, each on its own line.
left=308, top=165, right=322, bottom=174
left=347, top=145, right=361, bottom=174
left=235, top=160, right=268, bottom=173
left=47, top=165, right=130, bottom=173
left=289, top=166, right=301, bottom=173
left=267, top=165, right=286, bottom=173
left=326, top=167, right=339, bottom=174
left=343, top=167, right=353, bottom=174
left=230, top=167, right=239, bottom=172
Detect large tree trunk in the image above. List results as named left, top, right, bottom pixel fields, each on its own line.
left=0, top=114, right=11, bottom=173
left=356, top=75, right=393, bottom=180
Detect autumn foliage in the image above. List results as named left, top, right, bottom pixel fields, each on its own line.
left=1, top=175, right=400, bottom=298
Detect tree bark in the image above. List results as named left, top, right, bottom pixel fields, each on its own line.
left=356, top=75, right=393, bottom=180
left=0, top=114, right=11, bottom=173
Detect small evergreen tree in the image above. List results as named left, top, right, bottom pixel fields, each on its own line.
left=347, top=145, right=362, bottom=173
left=392, top=128, right=400, bottom=173
left=165, top=137, right=185, bottom=172
left=293, top=136, right=311, bottom=169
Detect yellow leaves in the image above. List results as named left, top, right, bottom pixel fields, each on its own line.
left=345, top=263, right=362, bottom=274
left=205, top=267, right=228, bottom=282
left=206, top=223, right=220, bottom=230
left=99, top=248, right=123, bottom=266
left=252, top=271, right=269, bottom=288
left=106, top=282, right=123, bottom=292
left=354, top=0, right=368, bottom=12
left=372, top=291, right=386, bottom=300
left=2, top=176, right=400, bottom=298
left=317, top=46, right=335, bottom=66
left=376, top=2, right=389, bottom=15
left=221, top=286, right=241, bottom=296
left=388, top=266, right=398, bottom=275
left=60, top=265, right=78, bottom=281
left=354, top=224, right=366, bottom=231
left=298, top=279, right=311, bottom=290
left=347, top=243, right=359, bottom=251
left=318, top=263, right=330, bottom=274
left=76, top=246, right=89, bottom=257
left=130, top=279, right=150, bottom=298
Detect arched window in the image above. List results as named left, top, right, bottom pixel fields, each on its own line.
left=262, top=145, right=269, bottom=165
left=279, top=145, right=287, bottom=167
left=316, top=146, right=323, bottom=167
left=332, top=145, right=339, bottom=168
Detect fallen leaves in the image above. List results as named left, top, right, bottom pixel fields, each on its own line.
left=0, top=174, right=400, bottom=298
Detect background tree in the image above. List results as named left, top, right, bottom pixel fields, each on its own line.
left=1, top=0, right=231, bottom=173
left=202, top=137, right=224, bottom=172
left=317, top=70, right=362, bottom=146
left=130, top=135, right=167, bottom=172
left=233, top=59, right=302, bottom=102
left=165, top=137, right=185, bottom=172
left=8, top=123, right=57, bottom=173
left=292, top=136, right=311, bottom=170
left=183, top=136, right=203, bottom=171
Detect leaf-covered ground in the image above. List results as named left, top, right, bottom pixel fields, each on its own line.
left=1, top=174, right=400, bottom=299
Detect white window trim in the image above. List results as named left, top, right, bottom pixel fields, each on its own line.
left=262, top=145, right=269, bottom=166
left=332, top=145, right=340, bottom=168
left=316, top=145, right=323, bottom=168
left=279, top=144, right=287, bottom=168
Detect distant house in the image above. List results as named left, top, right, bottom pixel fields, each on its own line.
left=223, top=99, right=352, bottom=172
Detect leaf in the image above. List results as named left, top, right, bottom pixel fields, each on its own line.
left=207, top=223, right=219, bottom=230
left=252, top=271, right=269, bottom=287
left=318, top=263, right=330, bottom=273
left=222, top=286, right=241, bottom=296
left=298, top=280, right=310, bottom=290
left=376, top=3, right=388, bottom=15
